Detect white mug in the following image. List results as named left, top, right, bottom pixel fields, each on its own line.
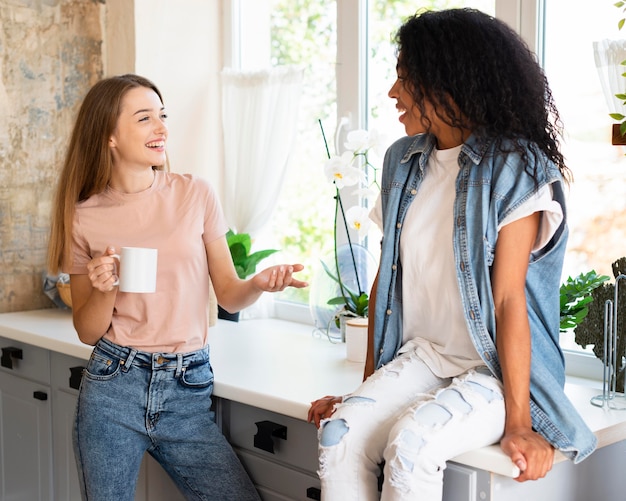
left=345, top=317, right=368, bottom=363
left=112, top=247, right=158, bottom=293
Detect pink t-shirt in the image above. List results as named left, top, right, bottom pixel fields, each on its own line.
left=69, top=170, right=228, bottom=353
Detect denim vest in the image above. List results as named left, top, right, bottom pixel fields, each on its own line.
left=373, top=133, right=596, bottom=463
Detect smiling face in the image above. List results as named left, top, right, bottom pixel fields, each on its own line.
left=109, top=86, right=168, bottom=171
left=388, top=54, right=469, bottom=149
left=388, top=59, right=432, bottom=137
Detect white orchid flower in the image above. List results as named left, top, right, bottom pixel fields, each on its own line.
left=345, top=205, right=372, bottom=237
left=324, top=151, right=363, bottom=188
left=344, top=129, right=371, bottom=154
left=368, top=129, right=387, bottom=157
left=352, top=186, right=379, bottom=203
left=344, top=128, right=383, bottom=155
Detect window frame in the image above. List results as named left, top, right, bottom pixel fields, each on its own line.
left=223, top=0, right=600, bottom=381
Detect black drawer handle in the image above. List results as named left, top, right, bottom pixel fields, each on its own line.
left=254, top=420, right=287, bottom=454
left=33, top=391, right=48, bottom=401
left=69, top=366, right=86, bottom=390
left=306, top=487, right=321, bottom=500
left=1, top=347, right=23, bottom=369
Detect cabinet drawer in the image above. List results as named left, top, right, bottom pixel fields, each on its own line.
left=443, top=461, right=490, bottom=501
left=236, top=448, right=321, bottom=501
left=0, top=336, right=50, bottom=384
left=0, top=371, right=53, bottom=500
left=51, top=351, right=88, bottom=393
left=223, top=400, right=319, bottom=474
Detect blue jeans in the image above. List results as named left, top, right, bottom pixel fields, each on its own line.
left=318, top=350, right=505, bottom=501
left=73, top=337, right=260, bottom=501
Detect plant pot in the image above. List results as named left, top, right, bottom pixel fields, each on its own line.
left=345, top=317, right=368, bottom=363
left=217, top=305, right=240, bottom=322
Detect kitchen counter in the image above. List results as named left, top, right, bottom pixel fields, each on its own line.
left=0, top=308, right=363, bottom=418
left=1, top=308, right=626, bottom=479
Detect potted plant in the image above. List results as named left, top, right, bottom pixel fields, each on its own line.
left=218, top=229, right=279, bottom=321
left=559, top=270, right=610, bottom=332
left=317, top=123, right=381, bottom=337
left=569, top=258, right=626, bottom=392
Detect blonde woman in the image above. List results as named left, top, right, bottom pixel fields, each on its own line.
left=48, top=74, right=306, bottom=501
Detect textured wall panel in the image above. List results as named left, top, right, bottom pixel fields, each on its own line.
left=0, top=0, right=103, bottom=311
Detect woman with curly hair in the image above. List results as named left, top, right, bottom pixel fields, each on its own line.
left=309, top=8, right=595, bottom=500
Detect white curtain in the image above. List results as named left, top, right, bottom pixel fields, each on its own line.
left=593, top=39, right=626, bottom=114
left=220, top=66, right=303, bottom=235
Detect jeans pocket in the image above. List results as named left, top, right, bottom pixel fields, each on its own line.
left=83, top=349, right=123, bottom=381
left=180, top=361, right=214, bottom=389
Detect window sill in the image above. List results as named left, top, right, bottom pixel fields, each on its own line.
left=564, top=349, right=603, bottom=382
left=271, top=302, right=604, bottom=382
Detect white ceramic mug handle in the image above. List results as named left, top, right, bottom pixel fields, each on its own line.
left=111, top=253, right=121, bottom=286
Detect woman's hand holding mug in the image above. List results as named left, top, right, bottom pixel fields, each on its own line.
left=111, top=247, right=158, bottom=293
left=87, top=246, right=158, bottom=293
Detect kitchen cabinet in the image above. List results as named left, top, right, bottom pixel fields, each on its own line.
left=0, top=336, right=53, bottom=501
left=218, top=397, right=626, bottom=501
left=51, top=352, right=83, bottom=500
left=220, top=399, right=321, bottom=501
left=4, top=310, right=626, bottom=501
left=0, top=337, right=185, bottom=501
left=443, top=439, right=626, bottom=501
left=219, top=398, right=491, bottom=501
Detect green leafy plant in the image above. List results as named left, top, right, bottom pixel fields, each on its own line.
left=321, top=260, right=369, bottom=318
left=226, top=229, right=279, bottom=279
left=573, top=258, right=626, bottom=392
left=559, top=270, right=610, bottom=332
left=616, top=0, right=626, bottom=30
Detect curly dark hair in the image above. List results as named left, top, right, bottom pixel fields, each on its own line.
left=395, top=8, right=570, bottom=181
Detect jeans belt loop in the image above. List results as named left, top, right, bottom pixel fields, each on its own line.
left=122, top=348, right=138, bottom=372
left=175, top=353, right=183, bottom=378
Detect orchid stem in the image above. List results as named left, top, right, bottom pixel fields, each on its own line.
left=319, top=119, right=331, bottom=159
left=336, top=187, right=362, bottom=294
left=319, top=119, right=364, bottom=308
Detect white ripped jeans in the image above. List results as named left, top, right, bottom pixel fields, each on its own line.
left=317, top=349, right=505, bottom=501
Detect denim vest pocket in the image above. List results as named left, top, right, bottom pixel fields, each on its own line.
left=179, top=361, right=214, bottom=389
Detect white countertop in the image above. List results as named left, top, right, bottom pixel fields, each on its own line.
left=0, top=308, right=364, bottom=419
left=1, top=308, right=625, bottom=478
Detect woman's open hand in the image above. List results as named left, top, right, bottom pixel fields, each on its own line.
left=251, top=264, right=308, bottom=292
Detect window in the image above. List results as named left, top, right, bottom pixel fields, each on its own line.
left=367, top=0, right=495, bottom=139
left=227, top=0, right=618, bottom=379
left=227, top=0, right=496, bottom=320
left=542, top=1, right=626, bottom=361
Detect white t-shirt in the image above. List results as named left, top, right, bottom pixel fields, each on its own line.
left=371, top=145, right=563, bottom=377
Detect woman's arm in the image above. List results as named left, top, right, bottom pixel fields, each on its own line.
left=206, top=235, right=307, bottom=313
left=70, top=247, right=119, bottom=345
left=491, top=211, right=554, bottom=482
left=364, top=271, right=379, bottom=381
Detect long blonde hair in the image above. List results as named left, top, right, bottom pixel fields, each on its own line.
left=47, top=74, right=168, bottom=274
